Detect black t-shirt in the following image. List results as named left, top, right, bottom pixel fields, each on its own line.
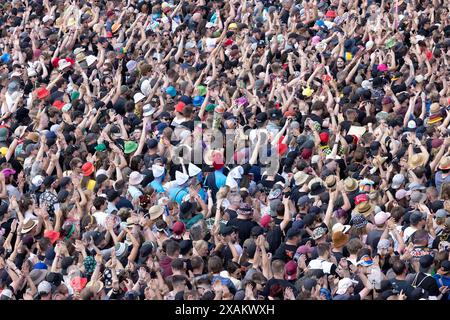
left=273, top=242, right=297, bottom=262
left=390, top=278, right=415, bottom=299
left=266, top=226, right=283, bottom=254
left=410, top=272, right=440, bottom=297
left=260, top=174, right=285, bottom=191
left=227, top=218, right=258, bottom=246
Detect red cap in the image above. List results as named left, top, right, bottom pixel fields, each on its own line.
left=224, top=39, right=234, bottom=47
left=284, top=110, right=296, bottom=117
left=301, top=148, right=312, bottom=160
left=44, top=230, right=60, bottom=244
left=106, top=31, right=113, bottom=38
left=52, top=57, right=60, bottom=68
left=106, top=10, right=114, bottom=17
left=260, top=215, right=272, bottom=228
left=319, top=132, right=329, bottom=144
left=66, top=57, right=75, bottom=66
left=175, top=101, right=186, bottom=113
left=354, top=194, right=369, bottom=205
left=36, top=87, right=49, bottom=100
left=284, top=260, right=298, bottom=281
left=432, top=138, right=444, bottom=149
left=82, top=162, right=95, bottom=177
left=172, top=221, right=185, bottom=236
left=278, top=136, right=288, bottom=155
left=52, top=100, right=65, bottom=110
left=325, top=10, right=337, bottom=18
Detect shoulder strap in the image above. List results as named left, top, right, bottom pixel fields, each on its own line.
left=411, top=272, right=420, bottom=287
left=416, top=274, right=431, bottom=288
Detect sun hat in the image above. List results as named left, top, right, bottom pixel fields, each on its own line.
left=151, top=164, right=165, bottom=178
left=438, top=156, right=450, bottom=170
left=149, top=205, right=164, bottom=221
left=324, top=175, right=337, bottom=189
left=128, top=171, right=143, bottom=186
left=142, top=104, right=156, bottom=117
left=343, top=177, right=358, bottom=192
left=21, top=219, right=38, bottom=234
left=355, top=202, right=374, bottom=217
left=408, top=153, right=427, bottom=169
left=175, top=170, right=189, bottom=186
left=124, top=141, right=138, bottom=154
left=82, top=162, right=95, bottom=176
left=133, top=92, right=146, bottom=104
left=85, top=55, right=97, bottom=67
left=332, top=231, right=349, bottom=248
left=294, top=171, right=310, bottom=186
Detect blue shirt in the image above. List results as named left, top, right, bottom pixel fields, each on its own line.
left=150, top=180, right=165, bottom=194
left=214, top=170, right=226, bottom=189
left=168, top=186, right=188, bottom=204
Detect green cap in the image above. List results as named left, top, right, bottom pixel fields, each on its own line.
left=205, top=104, right=217, bottom=112
left=95, top=143, right=106, bottom=152
left=124, top=141, right=138, bottom=154
left=71, top=91, right=80, bottom=101
left=385, top=38, right=395, bottom=49
left=197, top=85, right=207, bottom=97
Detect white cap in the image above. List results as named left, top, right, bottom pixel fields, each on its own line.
left=38, top=281, right=52, bottom=294
left=152, top=164, right=165, bottom=178
left=133, top=92, right=146, bottom=104
left=205, top=22, right=215, bottom=29
left=141, top=79, right=151, bottom=96
left=225, top=176, right=238, bottom=189
left=365, top=40, right=374, bottom=50
left=50, top=124, right=61, bottom=133
left=32, top=175, right=44, bottom=187
left=188, top=163, right=201, bottom=177
left=407, top=120, right=416, bottom=129
left=42, top=15, right=53, bottom=23
left=0, top=288, right=13, bottom=299
left=336, top=278, right=358, bottom=295
left=27, top=67, right=37, bottom=77
left=415, top=75, right=424, bottom=83
left=228, top=166, right=243, bottom=179
left=311, top=155, right=321, bottom=164
left=96, top=169, right=108, bottom=178
left=85, top=55, right=97, bottom=67
left=332, top=223, right=351, bottom=234
left=175, top=171, right=189, bottom=185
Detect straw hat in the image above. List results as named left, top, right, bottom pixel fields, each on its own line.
left=429, top=103, right=441, bottom=114
left=21, top=219, right=38, bottom=234
left=149, top=205, right=164, bottom=221
left=332, top=231, right=350, bottom=248
left=355, top=201, right=374, bottom=217
left=408, top=153, right=427, bottom=169
left=111, top=23, right=122, bottom=33
left=438, top=156, right=450, bottom=171
left=343, top=177, right=358, bottom=192
left=324, top=175, right=337, bottom=189
left=294, top=171, right=310, bottom=186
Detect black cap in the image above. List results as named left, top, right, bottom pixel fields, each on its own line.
left=147, top=139, right=158, bottom=149
left=43, top=175, right=57, bottom=187
left=0, top=202, right=8, bottom=217
left=250, top=226, right=265, bottom=237
left=255, top=112, right=268, bottom=126
left=419, top=255, right=434, bottom=269
left=219, top=224, right=237, bottom=236
left=269, top=109, right=282, bottom=120
left=286, top=227, right=302, bottom=239
left=180, top=240, right=193, bottom=256
left=180, top=201, right=197, bottom=219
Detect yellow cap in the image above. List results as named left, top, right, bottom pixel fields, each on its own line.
left=0, top=147, right=8, bottom=157
left=302, top=86, right=314, bottom=98
left=345, top=52, right=353, bottom=61
left=228, top=23, right=238, bottom=30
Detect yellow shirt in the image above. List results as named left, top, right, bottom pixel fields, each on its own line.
left=87, top=179, right=96, bottom=191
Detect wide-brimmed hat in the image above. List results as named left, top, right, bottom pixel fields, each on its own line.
left=324, top=175, right=337, bottom=189
left=21, top=219, right=38, bottom=234
left=128, top=171, right=143, bottom=186
left=438, top=156, right=450, bottom=170
left=355, top=202, right=374, bottom=217
left=408, top=153, right=427, bottom=169
left=309, top=182, right=325, bottom=196
left=332, top=231, right=349, bottom=248
left=332, top=223, right=351, bottom=234
left=294, top=171, right=310, bottom=186
left=124, top=141, right=138, bottom=154
left=149, top=205, right=164, bottom=220
left=343, top=177, right=358, bottom=192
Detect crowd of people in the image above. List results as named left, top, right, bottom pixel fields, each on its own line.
left=1, top=0, right=450, bottom=301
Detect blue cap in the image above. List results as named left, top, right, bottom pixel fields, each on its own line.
left=0, top=53, right=11, bottom=64
left=180, top=95, right=192, bottom=105
left=46, top=131, right=57, bottom=140
left=33, top=262, right=48, bottom=270
left=192, top=96, right=205, bottom=107
left=165, top=86, right=177, bottom=97
left=156, top=122, right=169, bottom=133
left=316, top=20, right=325, bottom=27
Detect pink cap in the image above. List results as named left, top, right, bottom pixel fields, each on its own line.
left=374, top=211, right=391, bottom=225
left=311, top=36, right=321, bottom=45
left=377, top=64, right=388, bottom=72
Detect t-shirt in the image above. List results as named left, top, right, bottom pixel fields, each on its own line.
left=389, top=278, right=415, bottom=299
left=408, top=272, right=440, bottom=297
left=366, top=229, right=384, bottom=252
left=227, top=218, right=258, bottom=246
left=273, top=242, right=297, bottom=262
left=308, top=258, right=337, bottom=275
left=333, top=293, right=361, bottom=300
